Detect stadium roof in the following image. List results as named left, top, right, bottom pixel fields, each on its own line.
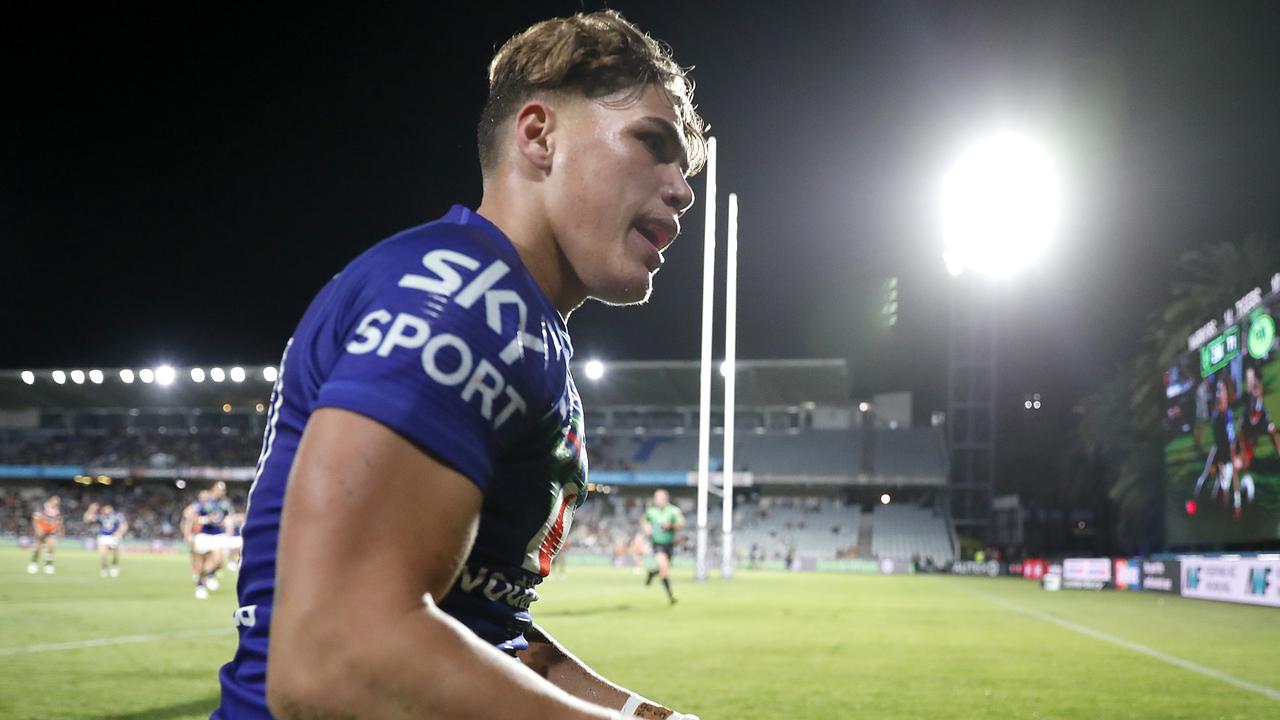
left=571, top=359, right=851, bottom=408
left=0, top=358, right=851, bottom=411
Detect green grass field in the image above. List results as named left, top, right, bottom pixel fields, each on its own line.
left=2, top=549, right=1278, bottom=719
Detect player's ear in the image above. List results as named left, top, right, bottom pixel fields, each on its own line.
left=512, top=100, right=556, bottom=174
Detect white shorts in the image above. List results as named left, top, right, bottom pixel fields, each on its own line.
left=193, top=533, right=226, bottom=555
left=97, top=535, right=120, bottom=549
left=227, top=536, right=243, bottom=550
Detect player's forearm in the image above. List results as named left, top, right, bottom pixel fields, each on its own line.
left=520, top=624, right=678, bottom=719
left=269, top=597, right=615, bottom=720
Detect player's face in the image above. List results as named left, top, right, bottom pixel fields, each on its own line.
left=654, top=490, right=669, bottom=508
left=102, top=504, right=113, bottom=514
left=545, top=84, right=694, bottom=306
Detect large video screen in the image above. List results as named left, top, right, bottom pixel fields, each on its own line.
left=1164, top=282, right=1280, bottom=547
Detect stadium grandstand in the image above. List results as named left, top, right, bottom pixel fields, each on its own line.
left=0, top=360, right=955, bottom=568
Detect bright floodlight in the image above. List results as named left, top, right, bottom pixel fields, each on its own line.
left=210, top=367, right=226, bottom=383
left=89, top=369, right=104, bottom=384
left=191, top=367, right=206, bottom=383
left=230, top=366, right=246, bottom=383
left=52, top=370, right=67, bottom=385
left=21, top=371, right=35, bottom=385
left=70, top=370, right=86, bottom=384
left=880, top=493, right=891, bottom=505
left=584, top=359, right=605, bottom=381
left=263, top=366, right=278, bottom=383
left=941, top=131, right=1059, bottom=278
left=138, top=368, right=155, bottom=384
left=155, top=365, right=176, bottom=386
left=119, top=369, right=135, bottom=384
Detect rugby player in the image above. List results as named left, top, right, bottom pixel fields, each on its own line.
left=193, top=483, right=234, bottom=599
left=83, top=501, right=128, bottom=577
left=225, top=504, right=245, bottom=573
left=181, top=490, right=208, bottom=582
left=642, top=489, right=684, bottom=604
left=215, top=11, right=704, bottom=719
left=1233, top=366, right=1277, bottom=518
left=28, top=496, right=63, bottom=574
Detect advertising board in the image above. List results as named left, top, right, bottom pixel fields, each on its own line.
left=1180, top=556, right=1280, bottom=608
left=1062, top=557, right=1112, bottom=590
left=1140, top=559, right=1181, bottom=594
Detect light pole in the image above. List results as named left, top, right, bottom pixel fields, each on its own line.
left=940, top=130, right=1059, bottom=542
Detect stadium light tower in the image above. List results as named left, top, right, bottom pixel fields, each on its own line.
left=941, top=131, right=1059, bottom=278
left=940, top=129, right=1060, bottom=543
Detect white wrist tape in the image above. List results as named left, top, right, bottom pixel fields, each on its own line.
left=620, top=694, right=645, bottom=717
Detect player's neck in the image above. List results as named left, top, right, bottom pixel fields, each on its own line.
left=476, top=191, right=585, bottom=321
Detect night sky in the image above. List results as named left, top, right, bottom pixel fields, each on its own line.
left=7, top=1, right=1280, bottom=427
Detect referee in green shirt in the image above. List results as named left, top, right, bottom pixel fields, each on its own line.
left=642, top=489, right=684, bottom=604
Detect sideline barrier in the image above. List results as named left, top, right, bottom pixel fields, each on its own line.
left=1141, top=559, right=1180, bottom=594
left=1180, top=555, right=1280, bottom=608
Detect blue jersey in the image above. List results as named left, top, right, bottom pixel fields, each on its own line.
left=197, top=498, right=233, bottom=534
left=97, top=512, right=124, bottom=536
left=215, top=206, right=588, bottom=718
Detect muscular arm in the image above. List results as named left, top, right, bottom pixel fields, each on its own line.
left=517, top=624, right=684, bottom=719
left=266, top=408, right=618, bottom=720
left=180, top=505, right=196, bottom=543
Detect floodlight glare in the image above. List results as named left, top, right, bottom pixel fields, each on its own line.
left=263, top=366, right=279, bottom=383
left=155, top=365, right=176, bottom=386
left=70, top=370, right=86, bottom=384
left=941, top=131, right=1059, bottom=278
left=880, top=493, right=891, bottom=505
left=21, top=371, right=35, bottom=385
left=139, top=368, right=155, bottom=384
left=210, top=367, right=226, bottom=383
left=119, top=369, right=135, bottom=384
left=191, top=368, right=206, bottom=383
left=230, top=366, right=246, bottom=383
left=52, top=370, right=67, bottom=384
left=89, top=369, right=104, bottom=384
left=584, top=359, right=605, bottom=381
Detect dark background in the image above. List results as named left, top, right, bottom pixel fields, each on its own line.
left=6, top=2, right=1280, bottom=502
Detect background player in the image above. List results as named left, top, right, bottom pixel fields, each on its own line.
left=642, top=489, right=684, bottom=604
left=1232, top=366, right=1277, bottom=517
left=181, top=490, right=207, bottom=583
left=225, top=505, right=245, bottom=573
left=215, top=11, right=704, bottom=719
left=192, top=483, right=233, bottom=599
left=28, top=495, right=63, bottom=574
left=83, top=502, right=128, bottom=577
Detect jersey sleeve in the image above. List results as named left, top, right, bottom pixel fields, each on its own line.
left=313, top=239, right=540, bottom=492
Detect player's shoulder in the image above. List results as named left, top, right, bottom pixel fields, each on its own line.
left=347, top=206, right=518, bottom=287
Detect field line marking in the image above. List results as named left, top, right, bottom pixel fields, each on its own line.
left=947, top=580, right=1280, bottom=701
left=0, top=627, right=231, bottom=656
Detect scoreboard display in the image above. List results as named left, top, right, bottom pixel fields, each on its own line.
left=1163, top=275, right=1280, bottom=548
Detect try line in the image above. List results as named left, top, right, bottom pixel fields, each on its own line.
left=948, top=580, right=1280, bottom=701
left=0, top=627, right=231, bottom=656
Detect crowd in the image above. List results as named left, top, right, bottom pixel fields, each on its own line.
left=3, top=429, right=262, bottom=468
